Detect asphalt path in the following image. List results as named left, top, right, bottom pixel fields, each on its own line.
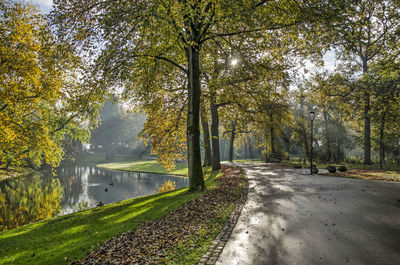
left=216, top=163, right=400, bottom=265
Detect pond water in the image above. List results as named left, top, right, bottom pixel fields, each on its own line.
left=0, top=165, right=188, bottom=231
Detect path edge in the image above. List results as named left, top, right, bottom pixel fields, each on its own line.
left=197, top=166, right=249, bottom=265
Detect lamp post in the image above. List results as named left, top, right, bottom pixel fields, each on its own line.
left=309, top=111, right=315, bottom=174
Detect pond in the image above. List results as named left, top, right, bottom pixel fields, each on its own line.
left=0, top=165, right=188, bottom=231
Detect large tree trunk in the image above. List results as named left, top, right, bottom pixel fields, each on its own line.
left=228, top=120, right=236, bottom=162
left=187, top=46, right=204, bottom=191
left=210, top=92, right=221, bottom=170
left=201, top=106, right=212, bottom=167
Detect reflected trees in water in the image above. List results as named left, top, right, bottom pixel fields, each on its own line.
left=0, top=174, right=63, bottom=231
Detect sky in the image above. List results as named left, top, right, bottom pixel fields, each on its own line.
left=30, top=0, right=52, bottom=13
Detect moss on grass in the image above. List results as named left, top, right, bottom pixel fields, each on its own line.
left=0, top=167, right=218, bottom=265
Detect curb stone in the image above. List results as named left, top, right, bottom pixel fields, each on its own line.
left=197, top=169, right=249, bottom=265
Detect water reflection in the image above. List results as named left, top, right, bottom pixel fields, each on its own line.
left=0, top=165, right=188, bottom=231
left=0, top=173, right=63, bottom=231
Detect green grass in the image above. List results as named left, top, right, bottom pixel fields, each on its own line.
left=97, top=160, right=189, bottom=176
left=75, top=153, right=134, bottom=164
left=77, top=153, right=107, bottom=163
left=0, top=168, right=218, bottom=265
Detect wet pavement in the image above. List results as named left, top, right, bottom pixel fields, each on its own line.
left=217, top=163, right=400, bottom=265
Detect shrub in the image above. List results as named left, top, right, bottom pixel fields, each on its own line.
left=157, top=180, right=176, bottom=193
left=327, top=165, right=336, bottom=173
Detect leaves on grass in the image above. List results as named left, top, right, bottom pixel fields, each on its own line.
left=71, top=166, right=245, bottom=265
left=330, top=169, right=400, bottom=182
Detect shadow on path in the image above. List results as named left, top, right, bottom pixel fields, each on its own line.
left=217, top=163, right=400, bottom=265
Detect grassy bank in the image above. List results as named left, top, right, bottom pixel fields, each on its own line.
left=0, top=166, right=217, bottom=265
left=97, top=159, right=189, bottom=176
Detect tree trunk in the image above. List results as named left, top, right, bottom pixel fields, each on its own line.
left=323, top=109, right=332, bottom=162
left=244, top=137, right=248, bottom=159
left=364, top=91, right=371, bottom=165
left=187, top=46, right=204, bottom=191
left=210, top=92, right=221, bottom=170
left=362, top=58, right=371, bottom=165
left=229, top=120, right=236, bottom=162
left=379, top=107, right=387, bottom=170
left=270, top=126, right=275, bottom=159
left=248, top=137, right=254, bottom=159
left=201, top=106, right=212, bottom=167
left=265, top=132, right=268, bottom=163
left=302, top=124, right=310, bottom=163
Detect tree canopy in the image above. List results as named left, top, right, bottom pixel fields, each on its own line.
left=0, top=0, right=101, bottom=169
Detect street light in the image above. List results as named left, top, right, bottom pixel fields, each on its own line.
left=309, top=111, right=315, bottom=174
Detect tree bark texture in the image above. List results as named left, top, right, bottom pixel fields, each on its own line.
left=187, top=46, right=204, bottom=190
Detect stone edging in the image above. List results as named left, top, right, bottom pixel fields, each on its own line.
left=197, top=168, right=249, bottom=265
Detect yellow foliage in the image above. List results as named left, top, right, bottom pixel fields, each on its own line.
left=0, top=1, right=101, bottom=168
left=157, top=180, right=176, bottom=194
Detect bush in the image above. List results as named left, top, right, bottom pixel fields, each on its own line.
left=157, top=180, right=176, bottom=193
left=327, top=165, right=336, bottom=173
left=338, top=166, right=347, bottom=172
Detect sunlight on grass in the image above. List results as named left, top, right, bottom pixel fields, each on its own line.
left=0, top=170, right=218, bottom=265
left=97, top=160, right=188, bottom=176
left=59, top=225, right=87, bottom=236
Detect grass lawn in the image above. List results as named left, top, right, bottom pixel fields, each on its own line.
left=97, top=159, right=189, bottom=176
left=0, top=166, right=216, bottom=265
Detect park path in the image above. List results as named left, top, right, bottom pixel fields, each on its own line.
left=216, top=163, right=400, bottom=265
